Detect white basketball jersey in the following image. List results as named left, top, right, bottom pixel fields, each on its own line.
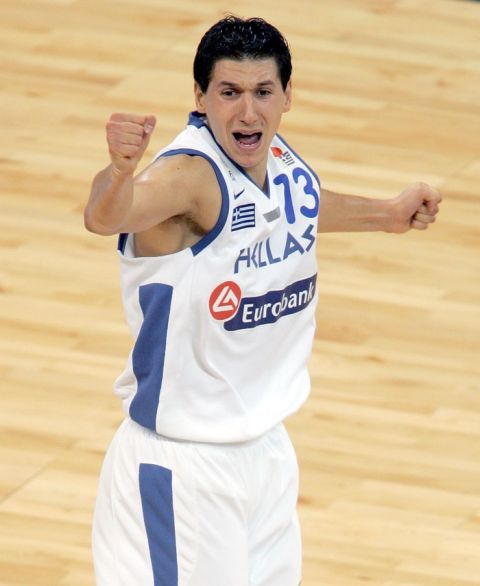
left=114, top=112, right=320, bottom=443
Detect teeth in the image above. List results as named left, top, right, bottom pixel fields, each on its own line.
left=234, top=132, right=261, bottom=147
left=233, top=132, right=261, bottom=138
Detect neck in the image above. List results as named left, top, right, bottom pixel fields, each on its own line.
left=246, top=167, right=268, bottom=194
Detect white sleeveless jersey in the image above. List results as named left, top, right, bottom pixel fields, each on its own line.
left=114, top=112, right=320, bottom=443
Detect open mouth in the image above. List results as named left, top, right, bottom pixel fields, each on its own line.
left=233, top=132, right=262, bottom=149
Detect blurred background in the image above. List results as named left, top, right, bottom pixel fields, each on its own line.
left=1, top=1, right=479, bottom=584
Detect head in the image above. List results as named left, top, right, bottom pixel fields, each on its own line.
left=193, top=17, right=293, bottom=187
left=193, top=16, right=292, bottom=94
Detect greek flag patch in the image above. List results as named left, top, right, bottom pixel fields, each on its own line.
left=231, top=203, right=256, bottom=231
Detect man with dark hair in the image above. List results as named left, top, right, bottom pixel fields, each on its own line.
left=85, top=16, right=441, bottom=586
left=193, top=16, right=292, bottom=92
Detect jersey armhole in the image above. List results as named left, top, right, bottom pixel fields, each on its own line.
left=117, top=148, right=230, bottom=257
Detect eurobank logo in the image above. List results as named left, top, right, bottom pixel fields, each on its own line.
left=209, top=275, right=317, bottom=331
left=209, top=281, right=242, bottom=320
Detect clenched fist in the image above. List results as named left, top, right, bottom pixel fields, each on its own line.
left=389, top=182, right=442, bottom=233
left=106, top=113, right=156, bottom=176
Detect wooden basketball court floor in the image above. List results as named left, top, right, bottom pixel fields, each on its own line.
left=1, top=0, right=479, bottom=584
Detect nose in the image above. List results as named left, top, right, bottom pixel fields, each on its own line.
left=239, top=93, right=258, bottom=126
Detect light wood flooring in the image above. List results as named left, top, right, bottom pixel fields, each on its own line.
left=1, top=0, right=479, bottom=584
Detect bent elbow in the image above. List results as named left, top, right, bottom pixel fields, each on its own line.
left=83, top=209, right=119, bottom=236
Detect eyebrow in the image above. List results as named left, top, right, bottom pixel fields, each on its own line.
left=217, top=80, right=277, bottom=88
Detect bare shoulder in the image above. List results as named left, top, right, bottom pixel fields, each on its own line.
left=132, top=154, right=222, bottom=256
left=137, top=153, right=217, bottom=190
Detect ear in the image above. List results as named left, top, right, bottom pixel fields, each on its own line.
left=283, top=79, right=292, bottom=113
left=194, top=82, right=206, bottom=113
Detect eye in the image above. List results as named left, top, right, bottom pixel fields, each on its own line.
left=258, top=89, right=272, bottom=97
left=222, top=89, right=237, bottom=97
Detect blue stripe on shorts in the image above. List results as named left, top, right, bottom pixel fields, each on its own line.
left=139, top=463, right=178, bottom=586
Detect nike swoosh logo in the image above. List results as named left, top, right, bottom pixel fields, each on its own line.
left=233, top=189, right=245, bottom=200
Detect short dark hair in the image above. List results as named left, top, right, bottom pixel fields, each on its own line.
left=193, top=16, right=292, bottom=93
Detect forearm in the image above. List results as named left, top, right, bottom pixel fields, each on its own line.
left=318, top=182, right=441, bottom=234
left=84, top=165, right=135, bottom=235
left=318, top=189, right=395, bottom=233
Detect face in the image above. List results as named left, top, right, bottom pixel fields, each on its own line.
left=195, top=58, right=292, bottom=188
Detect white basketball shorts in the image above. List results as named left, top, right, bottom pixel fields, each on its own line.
left=92, top=417, right=302, bottom=585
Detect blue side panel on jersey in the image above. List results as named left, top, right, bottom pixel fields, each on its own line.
left=158, top=148, right=229, bottom=256
left=139, top=463, right=178, bottom=586
left=130, top=283, right=173, bottom=431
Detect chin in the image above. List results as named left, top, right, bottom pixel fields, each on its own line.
left=235, top=155, right=261, bottom=171
left=232, top=146, right=265, bottom=166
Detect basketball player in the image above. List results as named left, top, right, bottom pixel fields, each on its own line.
left=84, top=16, right=441, bottom=586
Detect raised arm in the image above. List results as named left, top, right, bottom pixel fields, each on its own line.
left=84, top=113, right=218, bottom=236
left=84, top=112, right=155, bottom=235
left=318, top=182, right=442, bottom=234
